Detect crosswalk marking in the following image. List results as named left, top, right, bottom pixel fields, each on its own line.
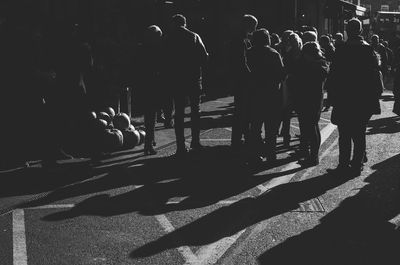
left=13, top=209, right=27, bottom=265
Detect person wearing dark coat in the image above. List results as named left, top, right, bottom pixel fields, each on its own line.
left=246, top=29, right=286, bottom=164
left=293, top=42, right=329, bottom=166
left=326, top=18, right=382, bottom=175
left=164, top=14, right=209, bottom=156
left=136, top=25, right=164, bottom=155
left=229, top=14, right=258, bottom=151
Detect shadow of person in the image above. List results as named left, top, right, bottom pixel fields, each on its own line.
left=0, top=161, right=92, bottom=199
left=127, top=170, right=352, bottom=259
left=366, top=115, right=400, bottom=135
left=39, top=145, right=304, bottom=220
left=258, top=154, right=400, bottom=265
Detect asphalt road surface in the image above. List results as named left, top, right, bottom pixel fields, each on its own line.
left=1, top=92, right=400, bottom=265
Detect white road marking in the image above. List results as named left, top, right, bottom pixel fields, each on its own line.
left=26, top=204, right=75, bottom=210
left=13, top=209, right=27, bottom=265
left=155, top=215, right=198, bottom=264
left=194, top=229, right=246, bottom=265
left=257, top=123, right=337, bottom=194
left=223, top=137, right=340, bottom=263
left=320, top=117, right=331, bottom=122
left=200, top=139, right=232, bottom=142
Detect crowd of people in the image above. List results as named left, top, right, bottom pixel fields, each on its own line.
left=1, top=13, right=400, bottom=175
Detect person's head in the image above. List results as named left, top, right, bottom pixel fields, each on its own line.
left=371, top=34, right=379, bottom=46
left=302, top=41, right=323, bottom=59
left=282, top=30, right=294, bottom=44
left=319, top=35, right=331, bottom=47
left=383, top=40, right=389, bottom=48
left=346, top=18, right=362, bottom=37
left=242, top=14, right=258, bottom=35
left=252, top=28, right=270, bottom=47
left=171, top=14, right=186, bottom=28
left=334, top=32, right=344, bottom=42
left=302, top=30, right=317, bottom=44
left=145, top=25, right=162, bottom=45
left=288, top=32, right=303, bottom=52
left=271, top=33, right=281, bottom=46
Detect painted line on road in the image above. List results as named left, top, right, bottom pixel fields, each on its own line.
left=257, top=123, right=337, bottom=194
left=25, top=204, right=75, bottom=210
left=13, top=209, right=27, bottom=265
left=194, top=229, right=246, bottom=265
left=320, top=117, right=331, bottom=123
left=221, top=137, right=339, bottom=264
left=155, top=215, right=198, bottom=264
left=200, top=139, right=232, bottom=142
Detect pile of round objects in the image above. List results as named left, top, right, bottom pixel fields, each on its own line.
left=87, top=107, right=146, bottom=152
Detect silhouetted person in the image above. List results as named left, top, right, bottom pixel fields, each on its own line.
left=164, top=14, right=208, bottom=156
left=371, top=34, right=388, bottom=79
left=45, top=22, right=93, bottom=165
left=293, top=42, right=329, bottom=166
left=320, top=35, right=335, bottom=63
left=137, top=25, right=164, bottom=155
left=280, top=32, right=303, bottom=147
left=327, top=18, right=382, bottom=175
left=302, top=30, right=317, bottom=44
left=334, top=32, right=344, bottom=49
left=246, top=29, right=285, bottom=165
left=229, top=14, right=258, bottom=151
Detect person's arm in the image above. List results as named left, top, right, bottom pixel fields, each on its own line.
left=195, top=34, right=209, bottom=67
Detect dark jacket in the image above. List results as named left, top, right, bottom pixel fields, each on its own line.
left=293, top=55, right=329, bottom=119
left=326, top=36, right=381, bottom=124
left=164, top=26, right=208, bottom=92
left=246, top=45, right=285, bottom=111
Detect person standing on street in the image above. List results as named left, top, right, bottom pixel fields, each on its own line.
left=136, top=25, right=164, bottom=155
left=164, top=14, right=209, bottom=156
left=229, top=14, right=258, bottom=151
left=293, top=42, right=329, bottom=166
left=326, top=18, right=382, bottom=176
left=246, top=28, right=285, bottom=165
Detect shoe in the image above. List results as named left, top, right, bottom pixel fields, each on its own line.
left=174, top=148, right=189, bottom=158
left=327, top=164, right=351, bottom=175
left=190, top=142, right=205, bottom=152
left=144, top=147, right=157, bottom=156
left=247, top=156, right=264, bottom=167
left=298, top=157, right=319, bottom=167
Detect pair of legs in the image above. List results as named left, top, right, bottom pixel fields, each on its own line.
left=279, top=104, right=293, bottom=146
left=298, top=113, right=321, bottom=163
left=337, top=116, right=370, bottom=169
left=249, top=111, right=280, bottom=162
left=144, top=107, right=157, bottom=155
left=231, top=92, right=250, bottom=148
left=173, top=91, right=201, bottom=154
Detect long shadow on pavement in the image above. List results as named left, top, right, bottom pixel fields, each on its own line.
left=258, top=154, right=400, bottom=265
left=37, top=145, right=303, bottom=218
left=366, top=115, right=400, bottom=135
left=119, top=170, right=353, bottom=259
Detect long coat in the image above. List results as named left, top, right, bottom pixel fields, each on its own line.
left=326, top=36, right=382, bottom=124
left=246, top=45, right=286, bottom=116
left=293, top=55, right=329, bottom=122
